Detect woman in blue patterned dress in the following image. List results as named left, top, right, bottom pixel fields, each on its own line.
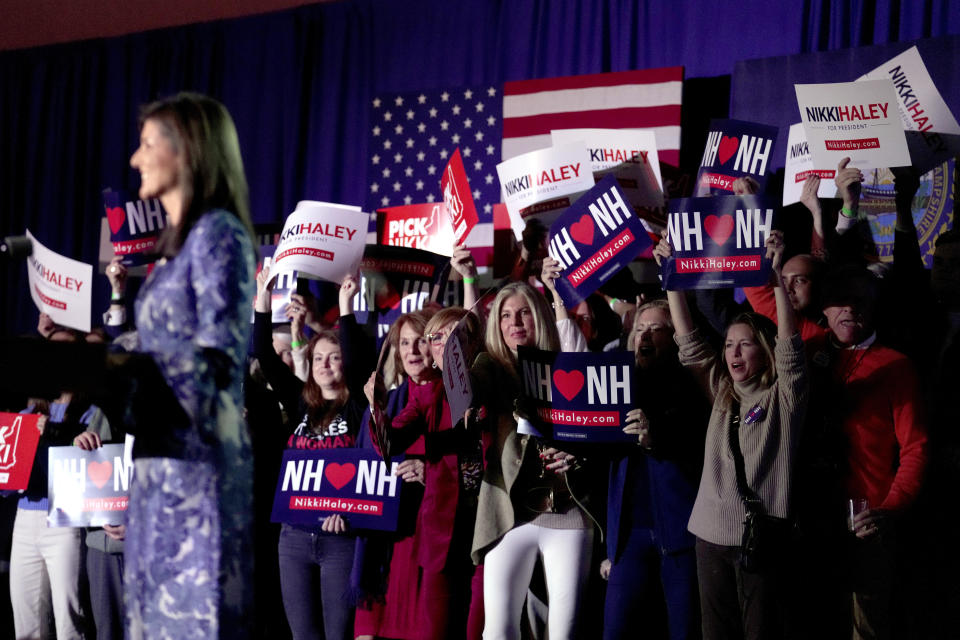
left=124, top=92, right=257, bottom=639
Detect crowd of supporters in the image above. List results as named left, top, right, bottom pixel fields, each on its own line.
left=2, top=95, right=958, bottom=640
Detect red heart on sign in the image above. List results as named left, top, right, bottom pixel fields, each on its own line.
left=106, top=206, right=126, bottom=235
left=553, top=369, right=585, bottom=401
left=324, top=462, right=356, bottom=490
left=569, top=215, right=595, bottom=246
left=704, top=215, right=734, bottom=246
left=718, top=135, right=739, bottom=165
left=87, top=460, right=113, bottom=489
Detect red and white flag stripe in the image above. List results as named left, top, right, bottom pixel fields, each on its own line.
left=501, top=66, right=684, bottom=168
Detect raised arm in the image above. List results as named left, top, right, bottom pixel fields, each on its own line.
left=253, top=266, right=304, bottom=412
left=653, top=234, right=695, bottom=337
left=451, top=243, right=479, bottom=312
left=765, top=230, right=796, bottom=340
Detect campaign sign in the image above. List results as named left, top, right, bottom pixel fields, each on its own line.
left=551, top=128, right=666, bottom=230
left=496, top=142, right=594, bottom=240
left=783, top=123, right=838, bottom=206
left=102, top=189, right=165, bottom=267
left=441, top=149, right=480, bottom=244
left=695, top=119, right=778, bottom=196
left=660, top=195, right=776, bottom=290
left=270, top=201, right=367, bottom=285
left=858, top=46, right=960, bottom=173
left=517, top=347, right=634, bottom=443
left=354, top=245, right=451, bottom=345
left=270, top=448, right=403, bottom=531
left=441, top=318, right=473, bottom=428
left=795, top=80, right=911, bottom=169
left=26, top=230, right=93, bottom=332
left=547, top=175, right=653, bottom=307
left=0, top=413, right=42, bottom=490
left=377, top=202, right=455, bottom=256
left=255, top=245, right=297, bottom=324
left=47, top=443, right=133, bottom=527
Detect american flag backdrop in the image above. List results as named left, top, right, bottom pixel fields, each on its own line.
left=366, top=86, right=502, bottom=268
left=501, top=67, right=685, bottom=169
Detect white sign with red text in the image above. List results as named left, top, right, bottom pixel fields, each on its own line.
left=783, top=123, right=838, bottom=206
left=795, top=80, right=911, bottom=169
left=26, top=230, right=93, bottom=332
left=270, top=201, right=368, bottom=285
left=496, top=142, right=594, bottom=240
left=857, top=46, right=960, bottom=172
left=551, top=128, right=665, bottom=230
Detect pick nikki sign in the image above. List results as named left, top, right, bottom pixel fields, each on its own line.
left=695, top=119, right=778, bottom=196
left=377, top=202, right=455, bottom=256
left=547, top=175, right=654, bottom=307
left=517, top=347, right=635, bottom=443
left=0, top=413, right=42, bottom=491
left=47, top=442, right=134, bottom=527
left=660, top=195, right=776, bottom=290
left=102, top=189, right=166, bottom=267
left=441, top=148, right=480, bottom=244
left=271, top=448, right=403, bottom=531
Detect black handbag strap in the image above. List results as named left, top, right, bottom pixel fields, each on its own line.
left=727, top=400, right=765, bottom=516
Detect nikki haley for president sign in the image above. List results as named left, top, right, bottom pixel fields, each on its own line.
left=660, top=195, right=776, bottom=290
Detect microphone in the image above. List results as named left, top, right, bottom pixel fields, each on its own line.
left=0, top=235, right=33, bottom=260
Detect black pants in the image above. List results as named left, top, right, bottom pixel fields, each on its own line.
left=695, top=538, right=783, bottom=640
left=86, top=546, right=124, bottom=640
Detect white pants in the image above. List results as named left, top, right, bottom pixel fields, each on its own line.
left=10, top=508, right=86, bottom=640
left=483, top=523, right=592, bottom=640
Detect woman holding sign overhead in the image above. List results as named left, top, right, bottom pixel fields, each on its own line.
left=470, top=281, right=595, bottom=640
left=254, top=267, right=374, bottom=640
left=654, top=231, right=807, bottom=640
left=124, top=93, right=257, bottom=640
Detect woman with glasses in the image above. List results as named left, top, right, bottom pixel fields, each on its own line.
left=366, top=307, right=486, bottom=640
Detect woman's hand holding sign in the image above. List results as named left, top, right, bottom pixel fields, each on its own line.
left=321, top=514, right=348, bottom=534
left=623, top=408, right=653, bottom=449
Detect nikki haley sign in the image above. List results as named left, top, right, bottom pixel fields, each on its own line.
left=695, top=119, right=778, bottom=196
left=518, top=347, right=635, bottom=443
left=795, top=79, right=911, bottom=169
left=547, top=174, right=653, bottom=307
left=271, top=448, right=403, bottom=531
left=660, top=195, right=776, bottom=290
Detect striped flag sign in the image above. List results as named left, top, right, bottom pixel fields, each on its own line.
left=501, top=66, right=685, bottom=170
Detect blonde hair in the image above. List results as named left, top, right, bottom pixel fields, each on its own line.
left=485, top=282, right=559, bottom=374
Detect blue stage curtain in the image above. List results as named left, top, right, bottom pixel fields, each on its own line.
left=1, top=0, right=958, bottom=336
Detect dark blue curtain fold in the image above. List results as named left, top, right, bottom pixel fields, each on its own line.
left=1, top=0, right=958, bottom=336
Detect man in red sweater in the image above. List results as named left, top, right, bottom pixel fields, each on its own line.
left=807, top=265, right=928, bottom=640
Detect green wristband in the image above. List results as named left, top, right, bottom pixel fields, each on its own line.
left=840, top=206, right=857, bottom=219
left=463, top=276, right=476, bottom=285
left=291, top=339, right=306, bottom=349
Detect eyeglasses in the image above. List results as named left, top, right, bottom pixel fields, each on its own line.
left=425, top=331, right=448, bottom=345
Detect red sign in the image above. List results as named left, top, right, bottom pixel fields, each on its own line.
left=0, top=413, right=42, bottom=490
left=441, top=148, right=480, bottom=244
left=377, top=203, right=454, bottom=256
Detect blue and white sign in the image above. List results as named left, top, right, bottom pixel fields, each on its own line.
left=660, top=195, right=776, bottom=290
left=270, top=448, right=404, bottom=531
left=695, top=119, right=779, bottom=196
left=518, top=347, right=635, bottom=443
left=547, top=174, right=654, bottom=308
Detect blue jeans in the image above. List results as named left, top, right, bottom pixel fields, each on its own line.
left=277, top=525, right=354, bottom=640
left=604, top=528, right=699, bottom=640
